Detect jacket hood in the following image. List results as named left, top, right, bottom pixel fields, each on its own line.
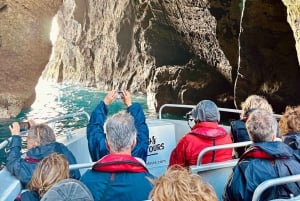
left=190, top=122, right=227, bottom=139
left=27, top=142, right=66, bottom=160
left=191, top=100, right=220, bottom=122
left=254, top=141, right=296, bottom=158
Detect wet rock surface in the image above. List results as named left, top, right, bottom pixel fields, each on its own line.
left=1, top=0, right=300, bottom=117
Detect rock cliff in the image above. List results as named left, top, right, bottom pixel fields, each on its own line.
left=1, top=0, right=300, bottom=117
left=0, top=0, right=62, bottom=118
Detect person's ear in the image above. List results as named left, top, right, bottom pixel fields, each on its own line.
left=272, top=135, right=276, bottom=141
left=131, top=138, right=137, bottom=149
left=105, top=139, right=111, bottom=151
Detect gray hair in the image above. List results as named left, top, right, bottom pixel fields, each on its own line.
left=246, top=109, right=277, bottom=142
left=27, top=124, right=56, bottom=145
left=105, top=111, right=137, bottom=152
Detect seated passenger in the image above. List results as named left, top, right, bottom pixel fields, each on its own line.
left=279, top=105, right=300, bottom=155
left=6, top=123, right=80, bottom=187
left=20, top=153, right=70, bottom=201
left=230, top=94, right=273, bottom=157
left=87, top=90, right=149, bottom=162
left=169, top=100, right=233, bottom=167
left=223, top=109, right=300, bottom=201
left=81, top=111, right=154, bottom=201
left=149, top=165, right=217, bottom=201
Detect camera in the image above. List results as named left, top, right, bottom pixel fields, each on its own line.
left=19, top=122, right=30, bottom=132
left=116, top=90, right=124, bottom=99
left=184, top=111, right=193, bottom=121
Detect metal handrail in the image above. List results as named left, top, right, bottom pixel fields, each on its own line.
left=0, top=111, right=90, bottom=151
left=196, top=141, right=253, bottom=165
left=0, top=137, right=11, bottom=150
left=252, top=174, right=300, bottom=201
left=69, top=162, right=95, bottom=170
left=158, top=104, right=242, bottom=119
left=158, top=103, right=281, bottom=119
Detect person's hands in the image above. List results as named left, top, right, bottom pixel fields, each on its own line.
left=9, top=122, right=20, bottom=136
left=122, top=90, right=132, bottom=107
left=104, top=90, right=116, bottom=105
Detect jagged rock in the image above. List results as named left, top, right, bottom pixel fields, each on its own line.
left=234, top=0, right=300, bottom=112
left=2, top=0, right=300, bottom=117
left=0, top=0, right=62, bottom=118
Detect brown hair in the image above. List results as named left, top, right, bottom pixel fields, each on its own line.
left=279, top=106, right=300, bottom=135
left=28, top=153, right=70, bottom=197
left=149, top=165, right=217, bottom=201
left=27, top=124, right=56, bottom=146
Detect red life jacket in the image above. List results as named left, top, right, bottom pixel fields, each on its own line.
left=92, top=154, right=148, bottom=173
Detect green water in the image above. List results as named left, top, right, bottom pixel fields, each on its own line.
left=0, top=79, right=156, bottom=165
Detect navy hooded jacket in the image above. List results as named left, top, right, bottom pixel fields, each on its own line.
left=6, top=136, right=80, bottom=187
left=87, top=101, right=149, bottom=162
left=223, top=141, right=300, bottom=201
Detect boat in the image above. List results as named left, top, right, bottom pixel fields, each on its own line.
left=0, top=103, right=297, bottom=201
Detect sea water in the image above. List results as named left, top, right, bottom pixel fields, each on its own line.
left=0, top=79, right=156, bottom=165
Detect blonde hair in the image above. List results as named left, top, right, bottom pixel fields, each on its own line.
left=149, top=165, right=217, bottom=201
left=28, top=153, right=70, bottom=197
left=279, top=106, right=300, bottom=135
left=240, top=95, right=273, bottom=119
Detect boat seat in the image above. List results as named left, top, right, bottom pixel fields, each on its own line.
left=190, top=141, right=253, bottom=201
left=0, top=167, right=22, bottom=201
left=252, top=174, right=300, bottom=201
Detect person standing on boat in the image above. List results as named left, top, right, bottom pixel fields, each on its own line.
left=230, top=95, right=274, bottom=158
left=81, top=111, right=154, bottom=201
left=223, top=109, right=300, bottom=201
left=169, top=100, right=233, bottom=167
left=87, top=90, right=149, bottom=162
left=6, top=123, right=80, bottom=187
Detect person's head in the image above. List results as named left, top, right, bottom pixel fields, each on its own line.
left=279, top=106, right=300, bottom=136
left=28, top=153, right=70, bottom=198
left=191, top=100, right=220, bottom=123
left=240, top=95, right=273, bottom=119
left=149, top=165, right=217, bottom=201
left=27, top=124, right=56, bottom=149
left=246, top=109, right=278, bottom=142
left=105, top=111, right=137, bottom=154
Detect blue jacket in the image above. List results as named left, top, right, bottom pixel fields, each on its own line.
left=6, top=136, right=80, bottom=186
left=282, top=132, right=300, bottom=155
left=20, top=191, right=39, bottom=201
left=80, top=154, right=154, bottom=201
left=87, top=101, right=149, bottom=162
left=230, top=119, right=250, bottom=157
left=223, top=141, right=300, bottom=201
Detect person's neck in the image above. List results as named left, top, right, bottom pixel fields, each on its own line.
left=110, top=149, right=131, bottom=155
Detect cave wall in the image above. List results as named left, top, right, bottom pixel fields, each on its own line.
left=234, top=0, right=300, bottom=112
left=0, top=0, right=63, bottom=118
left=1, top=0, right=300, bottom=117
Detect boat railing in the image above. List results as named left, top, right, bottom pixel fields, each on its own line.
left=196, top=141, right=253, bottom=165
left=252, top=174, right=300, bottom=201
left=158, top=103, right=282, bottom=119
left=69, top=162, right=95, bottom=170
left=0, top=111, right=90, bottom=151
